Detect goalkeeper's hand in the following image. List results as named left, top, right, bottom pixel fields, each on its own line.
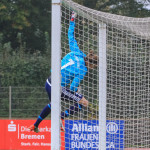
left=77, top=86, right=82, bottom=94
left=71, top=11, right=77, bottom=21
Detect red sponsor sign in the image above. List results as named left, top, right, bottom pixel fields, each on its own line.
left=0, top=120, right=65, bottom=150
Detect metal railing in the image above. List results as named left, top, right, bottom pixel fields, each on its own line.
left=0, top=86, right=48, bottom=118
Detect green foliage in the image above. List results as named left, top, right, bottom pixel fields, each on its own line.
left=1, top=53, right=50, bottom=86
left=0, top=0, right=31, bottom=29
left=73, top=0, right=150, bottom=17
left=0, top=32, right=50, bottom=87
left=45, top=31, right=51, bottom=54
left=0, top=87, right=9, bottom=117
left=0, top=0, right=51, bottom=52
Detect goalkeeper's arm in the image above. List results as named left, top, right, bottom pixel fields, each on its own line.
left=68, top=12, right=86, bottom=57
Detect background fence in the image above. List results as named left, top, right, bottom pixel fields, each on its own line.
left=0, top=86, right=48, bottom=118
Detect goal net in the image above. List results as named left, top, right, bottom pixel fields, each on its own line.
left=52, top=0, right=150, bottom=149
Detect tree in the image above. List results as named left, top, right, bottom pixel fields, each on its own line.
left=22, top=0, right=51, bottom=52
left=73, top=0, right=150, bottom=17
left=0, top=0, right=31, bottom=30
left=0, top=0, right=51, bottom=52
left=0, top=0, right=31, bottom=49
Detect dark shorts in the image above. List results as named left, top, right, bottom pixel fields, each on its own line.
left=45, top=78, right=83, bottom=102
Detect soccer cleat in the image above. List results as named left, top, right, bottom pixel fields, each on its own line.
left=60, top=119, right=65, bottom=132
left=28, top=124, right=40, bottom=133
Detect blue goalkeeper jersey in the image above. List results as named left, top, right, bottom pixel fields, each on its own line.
left=61, top=21, right=87, bottom=92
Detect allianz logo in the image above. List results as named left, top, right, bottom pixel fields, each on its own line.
left=72, top=122, right=118, bottom=134
left=106, top=122, right=118, bottom=134
left=72, top=123, right=99, bottom=132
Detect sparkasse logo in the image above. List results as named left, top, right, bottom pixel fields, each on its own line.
left=8, top=121, right=16, bottom=132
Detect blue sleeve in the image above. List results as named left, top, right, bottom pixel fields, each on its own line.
left=68, top=21, right=82, bottom=54
left=70, top=74, right=84, bottom=92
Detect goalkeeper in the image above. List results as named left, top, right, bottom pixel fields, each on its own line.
left=29, top=12, right=98, bottom=132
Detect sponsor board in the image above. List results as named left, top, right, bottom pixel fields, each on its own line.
left=0, top=120, right=65, bottom=150
left=0, top=119, right=124, bottom=150
left=65, top=120, right=124, bottom=150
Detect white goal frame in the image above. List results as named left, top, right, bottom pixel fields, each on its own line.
left=98, top=23, right=107, bottom=150
left=51, top=0, right=61, bottom=150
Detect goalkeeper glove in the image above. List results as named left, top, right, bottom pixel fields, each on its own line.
left=71, top=11, right=77, bottom=21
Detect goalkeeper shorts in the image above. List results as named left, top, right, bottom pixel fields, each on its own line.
left=45, top=77, right=83, bottom=102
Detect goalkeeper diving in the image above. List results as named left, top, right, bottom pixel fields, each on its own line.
left=28, top=11, right=98, bottom=132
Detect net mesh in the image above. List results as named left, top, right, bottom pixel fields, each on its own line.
left=60, top=0, right=150, bottom=149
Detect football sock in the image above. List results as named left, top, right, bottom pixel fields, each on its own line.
left=34, top=103, right=51, bottom=127
left=61, top=103, right=82, bottom=119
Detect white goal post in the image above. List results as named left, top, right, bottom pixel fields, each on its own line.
left=98, top=23, right=107, bottom=150
left=51, top=0, right=61, bottom=150
left=51, top=0, right=150, bottom=149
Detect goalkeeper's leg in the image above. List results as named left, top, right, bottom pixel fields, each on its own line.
left=28, top=78, right=51, bottom=133
left=61, top=87, right=88, bottom=119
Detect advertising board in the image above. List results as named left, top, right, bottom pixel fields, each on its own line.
left=0, top=120, right=65, bottom=150
left=65, top=120, right=124, bottom=150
